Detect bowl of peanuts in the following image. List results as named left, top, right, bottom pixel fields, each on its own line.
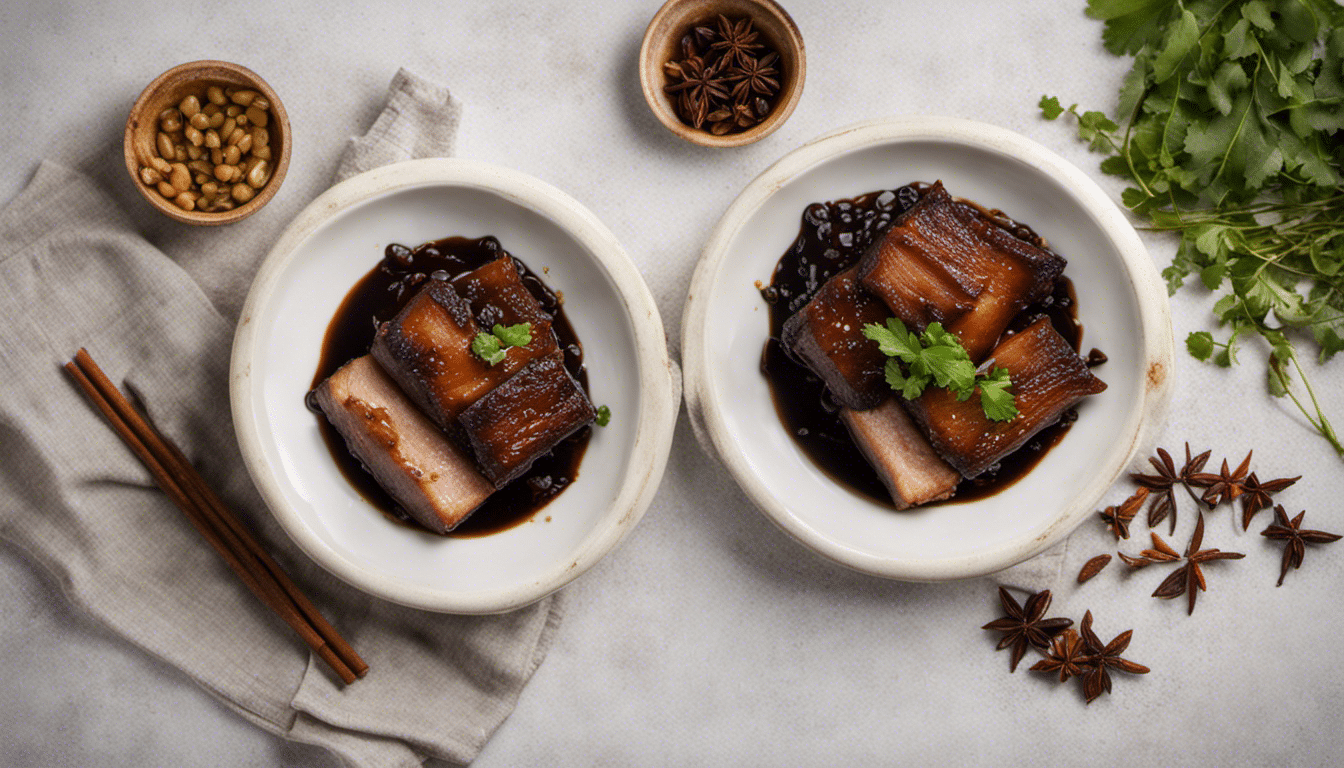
left=124, top=60, right=290, bottom=225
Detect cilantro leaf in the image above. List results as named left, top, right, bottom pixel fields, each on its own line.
left=472, top=322, right=534, bottom=365
left=492, top=323, right=533, bottom=348
left=865, top=317, right=1015, bottom=420
left=977, top=367, right=1019, bottom=422
left=1049, top=0, right=1344, bottom=457
left=471, top=332, right=506, bottom=366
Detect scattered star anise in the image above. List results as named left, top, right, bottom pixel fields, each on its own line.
left=981, top=587, right=1073, bottom=672
left=709, top=14, right=763, bottom=67
left=1099, top=487, right=1149, bottom=539
left=1189, top=451, right=1252, bottom=508
left=1029, top=628, right=1089, bottom=683
left=1151, top=512, right=1245, bottom=614
left=1260, top=505, right=1341, bottom=586
left=1117, top=530, right=1181, bottom=569
left=1130, top=443, right=1210, bottom=533
left=1239, top=472, right=1300, bottom=530
left=1077, top=611, right=1149, bottom=704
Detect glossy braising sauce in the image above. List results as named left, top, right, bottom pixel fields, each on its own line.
left=308, top=236, right=590, bottom=536
left=761, top=184, right=1097, bottom=507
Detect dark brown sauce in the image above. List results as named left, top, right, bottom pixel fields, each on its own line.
left=307, top=235, right=591, bottom=537
left=760, top=184, right=1099, bottom=508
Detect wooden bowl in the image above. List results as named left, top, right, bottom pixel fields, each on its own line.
left=639, top=0, right=805, bottom=148
left=124, top=60, right=291, bottom=225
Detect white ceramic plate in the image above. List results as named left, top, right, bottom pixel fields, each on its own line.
left=682, top=117, right=1173, bottom=581
left=231, top=158, right=677, bottom=613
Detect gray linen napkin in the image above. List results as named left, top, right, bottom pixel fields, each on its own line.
left=0, top=69, right=561, bottom=768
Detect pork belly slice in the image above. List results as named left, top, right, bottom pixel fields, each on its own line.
left=314, top=356, right=494, bottom=534
left=904, top=317, right=1106, bottom=477
left=782, top=266, right=892, bottom=410
left=858, top=182, right=1066, bottom=362
left=371, top=280, right=558, bottom=429
left=840, top=398, right=961, bottom=509
left=452, top=255, right=554, bottom=329
left=457, top=351, right=596, bottom=488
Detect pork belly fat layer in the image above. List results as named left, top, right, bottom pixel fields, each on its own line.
left=840, top=399, right=961, bottom=509
left=452, top=255, right=554, bottom=329
left=782, top=266, right=892, bottom=410
left=858, top=182, right=1066, bottom=362
left=371, top=280, right=558, bottom=429
left=458, top=351, right=597, bottom=487
left=905, top=317, right=1107, bottom=477
left=314, top=356, right=494, bottom=534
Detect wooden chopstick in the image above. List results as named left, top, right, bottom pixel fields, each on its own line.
left=65, top=348, right=367, bottom=684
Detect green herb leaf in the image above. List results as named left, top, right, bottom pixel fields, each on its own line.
left=866, top=318, right=1016, bottom=420
left=492, top=323, right=533, bottom=348
left=977, top=367, right=1019, bottom=422
left=472, top=322, right=534, bottom=365
left=595, top=405, right=611, bottom=427
left=1039, top=95, right=1065, bottom=120
left=471, top=332, right=506, bottom=366
left=1048, top=1, right=1344, bottom=457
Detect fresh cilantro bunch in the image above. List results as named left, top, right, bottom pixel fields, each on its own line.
left=862, top=318, right=1018, bottom=422
left=470, top=323, right=533, bottom=366
left=1042, top=0, right=1344, bottom=456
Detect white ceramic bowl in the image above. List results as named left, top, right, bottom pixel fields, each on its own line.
left=682, top=116, right=1173, bottom=581
left=231, top=158, right=677, bottom=613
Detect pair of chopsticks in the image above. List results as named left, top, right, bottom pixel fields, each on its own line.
left=64, top=348, right=367, bottom=684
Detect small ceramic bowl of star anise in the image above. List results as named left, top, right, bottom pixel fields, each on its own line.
left=639, top=0, right=805, bottom=147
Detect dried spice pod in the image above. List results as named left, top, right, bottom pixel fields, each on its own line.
left=1150, top=512, right=1245, bottom=615
left=1260, top=505, right=1341, bottom=586
left=1029, top=628, right=1090, bottom=683
left=1190, top=451, right=1252, bottom=508
left=981, top=587, right=1073, bottom=672
left=1076, top=554, right=1111, bottom=583
left=1098, top=486, right=1149, bottom=539
left=1239, top=472, right=1300, bottom=530
left=1077, top=611, right=1149, bottom=704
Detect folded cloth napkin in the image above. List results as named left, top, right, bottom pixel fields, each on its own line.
left=0, top=69, right=561, bottom=768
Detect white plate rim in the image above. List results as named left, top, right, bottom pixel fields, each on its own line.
left=231, top=157, right=677, bottom=613
left=681, top=115, right=1174, bottom=581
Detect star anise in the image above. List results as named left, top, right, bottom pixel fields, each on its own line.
left=1099, top=487, right=1149, bottom=539
left=709, top=14, right=763, bottom=68
left=1151, top=512, right=1245, bottom=614
left=1117, top=530, right=1181, bottom=568
left=1029, top=628, right=1090, bottom=683
left=981, top=587, right=1073, bottom=672
left=664, top=57, right=729, bottom=129
left=708, top=102, right=757, bottom=135
left=1131, top=444, right=1208, bottom=533
left=729, top=51, right=780, bottom=101
left=1239, top=472, right=1300, bottom=530
left=1077, top=610, right=1149, bottom=703
left=1260, top=505, right=1341, bottom=586
left=1188, top=450, right=1251, bottom=508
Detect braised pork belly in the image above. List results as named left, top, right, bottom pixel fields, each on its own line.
left=903, top=317, right=1107, bottom=478
left=781, top=266, right=892, bottom=410
left=314, top=356, right=494, bottom=534
left=840, top=399, right=961, bottom=509
left=458, top=352, right=597, bottom=487
left=857, top=182, right=1064, bottom=362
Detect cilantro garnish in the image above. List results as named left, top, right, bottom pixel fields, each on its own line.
left=1041, top=0, right=1344, bottom=456
left=862, top=318, right=1018, bottom=422
left=595, top=405, right=611, bottom=427
left=471, top=322, right=533, bottom=366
